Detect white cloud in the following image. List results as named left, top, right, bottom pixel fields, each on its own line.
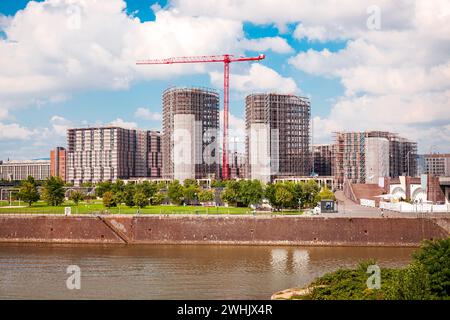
left=287, top=0, right=450, bottom=152
left=219, top=110, right=246, bottom=152
left=210, top=63, right=299, bottom=94
left=50, top=115, right=73, bottom=136
left=0, top=122, right=33, bottom=140
left=239, top=37, right=293, bottom=54
left=108, top=118, right=138, bottom=129
left=0, top=108, right=8, bottom=120
left=134, top=107, right=162, bottom=121
left=0, top=0, right=248, bottom=116
left=172, top=0, right=415, bottom=35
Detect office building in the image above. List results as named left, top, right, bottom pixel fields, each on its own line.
left=0, top=159, right=50, bottom=181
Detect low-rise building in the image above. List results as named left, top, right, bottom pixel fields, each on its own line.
left=0, top=159, right=50, bottom=181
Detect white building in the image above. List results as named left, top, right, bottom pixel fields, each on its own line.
left=0, top=160, right=50, bottom=181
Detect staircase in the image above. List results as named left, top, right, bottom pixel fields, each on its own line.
left=343, top=180, right=385, bottom=204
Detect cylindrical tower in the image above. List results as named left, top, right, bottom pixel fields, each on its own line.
left=162, top=87, right=219, bottom=181
left=245, top=93, right=311, bottom=183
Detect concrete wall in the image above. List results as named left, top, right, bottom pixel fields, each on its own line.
left=0, top=215, right=448, bottom=247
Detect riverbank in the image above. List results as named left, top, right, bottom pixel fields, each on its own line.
left=272, top=238, right=450, bottom=300
left=0, top=214, right=448, bottom=246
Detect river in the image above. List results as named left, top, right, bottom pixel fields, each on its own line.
left=0, top=243, right=416, bottom=299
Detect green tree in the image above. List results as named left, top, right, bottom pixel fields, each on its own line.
left=95, top=181, right=113, bottom=198
left=239, top=180, right=264, bottom=207
left=221, top=180, right=240, bottom=206
left=264, top=183, right=278, bottom=209
left=18, top=176, right=40, bottom=207
left=123, top=184, right=136, bottom=207
left=211, top=179, right=226, bottom=188
left=134, top=190, right=149, bottom=208
left=413, top=238, right=450, bottom=298
left=42, top=176, right=65, bottom=206
left=275, top=183, right=293, bottom=212
left=69, top=190, right=85, bottom=205
left=168, top=180, right=184, bottom=205
left=102, top=191, right=116, bottom=208
left=302, top=180, right=321, bottom=208
left=111, top=179, right=125, bottom=194
left=150, top=192, right=166, bottom=205
left=141, top=181, right=158, bottom=198
left=183, top=184, right=200, bottom=205
left=183, top=179, right=198, bottom=187
left=317, top=186, right=336, bottom=201
left=80, top=182, right=93, bottom=188
left=114, top=191, right=125, bottom=205
left=198, top=190, right=215, bottom=203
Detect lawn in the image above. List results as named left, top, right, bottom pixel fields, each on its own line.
left=0, top=200, right=304, bottom=215
left=0, top=201, right=250, bottom=215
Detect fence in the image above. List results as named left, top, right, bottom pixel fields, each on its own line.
left=380, top=201, right=450, bottom=213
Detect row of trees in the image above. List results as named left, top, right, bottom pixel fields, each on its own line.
left=16, top=176, right=335, bottom=210
left=18, top=176, right=66, bottom=207
left=97, top=179, right=215, bottom=208
left=221, top=179, right=335, bottom=210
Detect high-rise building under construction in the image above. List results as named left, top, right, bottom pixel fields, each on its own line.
left=245, top=93, right=311, bottom=183
left=162, top=87, right=219, bottom=181
left=333, top=131, right=418, bottom=185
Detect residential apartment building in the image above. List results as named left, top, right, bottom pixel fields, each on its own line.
left=0, top=159, right=50, bottom=181
left=162, top=87, right=219, bottom=181
left=333, top=131, right=417, bottom=184
left=67, top=127, right=161, bottom=185
left=423, top=153, right=450, bottom=177
left=245, top=93, right=311, bottom=183
left=50, top=146, right=67, bottom=181
left=313, top=144, right=333, bottom=176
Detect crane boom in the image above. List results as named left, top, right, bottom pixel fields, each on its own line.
left=137, top=53, right=266, bottom=180
left=136, top=54, right=265, bottom=65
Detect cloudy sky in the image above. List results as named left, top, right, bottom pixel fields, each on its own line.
left=0, top=0, right=449, bottom=160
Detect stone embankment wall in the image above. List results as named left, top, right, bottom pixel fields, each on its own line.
left=0, top=215, right=448, bottom=246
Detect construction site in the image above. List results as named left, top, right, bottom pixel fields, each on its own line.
left=162, top=87, right=220, bottom=181
left=245, top=93, right=311, bottom=183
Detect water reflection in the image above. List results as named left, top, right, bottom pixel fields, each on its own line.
left=0, top=243, right=415, bottom=299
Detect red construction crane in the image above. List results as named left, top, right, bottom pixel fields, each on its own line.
left=136, top=53, right=266, bottom=180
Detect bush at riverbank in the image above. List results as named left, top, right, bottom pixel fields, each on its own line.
left=286, top=238, right=450, bottom=300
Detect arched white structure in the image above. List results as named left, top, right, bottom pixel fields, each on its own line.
left=411, top=187, right=427, bottom=202
left=391, top=186, right=406, bottom=200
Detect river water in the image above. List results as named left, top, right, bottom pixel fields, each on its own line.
left=0, top=243, right=416, bottom=299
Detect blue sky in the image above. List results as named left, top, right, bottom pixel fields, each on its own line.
left=0, top=0, right=449, bottom=159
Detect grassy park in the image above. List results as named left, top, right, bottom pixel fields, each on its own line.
left=0, top=176, right=334, bottom=216
left=0, top=200, right=250, bottom=215
left=0, top=200, right=304, bottom=215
